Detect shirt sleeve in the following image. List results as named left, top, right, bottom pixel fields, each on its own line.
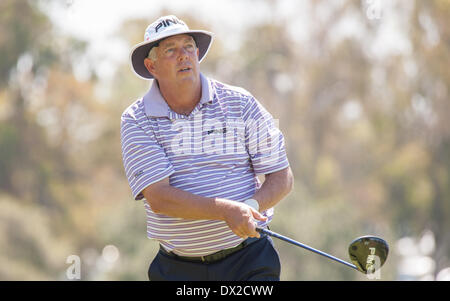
left=243, top=95, right=290, bottom=175
left=120, top=112, right=174, bottom=200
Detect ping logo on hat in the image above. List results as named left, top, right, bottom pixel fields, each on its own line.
left=154, top=16, right=185, bottom=32
left=145, top=15, right=187, bottom=41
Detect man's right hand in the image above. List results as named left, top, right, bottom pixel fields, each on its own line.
left=220, top=199, right=267, bottom=239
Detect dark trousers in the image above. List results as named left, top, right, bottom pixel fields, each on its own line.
left=148, top=236, right=281, bottom=281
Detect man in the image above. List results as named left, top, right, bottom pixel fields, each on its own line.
left=121, top=15, right=294, bottom=281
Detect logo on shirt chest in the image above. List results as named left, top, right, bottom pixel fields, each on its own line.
left=206, top=128, right=227, bottom=135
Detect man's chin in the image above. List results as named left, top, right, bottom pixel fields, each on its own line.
left=177, top=72, right=199, bottom=83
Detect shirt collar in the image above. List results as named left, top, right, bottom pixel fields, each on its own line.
left=144, top=73, right=213, bottom=118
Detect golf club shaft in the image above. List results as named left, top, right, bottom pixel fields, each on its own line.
left=256, top=227, right=358, bottom=271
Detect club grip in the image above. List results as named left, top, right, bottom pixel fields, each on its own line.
left=256, top=227, right=271, bottom=235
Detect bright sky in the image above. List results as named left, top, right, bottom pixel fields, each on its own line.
left=44, top=0, right=301, bottom=81
left=52, top=0, right=282, bottom=37
left=43, top=0, right=410, bottom=83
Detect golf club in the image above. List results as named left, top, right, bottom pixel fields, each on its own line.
left=256, top=227, right=389, bottom=274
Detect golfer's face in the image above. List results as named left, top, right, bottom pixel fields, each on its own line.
left=152, top=34, right=200, bottom=85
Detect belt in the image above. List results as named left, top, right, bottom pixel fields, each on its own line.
left=159, top=235, right=265, bottom=264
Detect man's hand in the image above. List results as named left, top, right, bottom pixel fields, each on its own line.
left=221, top=201, right=267, bottom=239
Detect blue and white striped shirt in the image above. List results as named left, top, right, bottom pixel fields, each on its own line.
left=121, top=74, right=290, bottom=256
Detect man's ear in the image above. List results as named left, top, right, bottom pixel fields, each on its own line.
left=144, top=58, right=157, bottom=78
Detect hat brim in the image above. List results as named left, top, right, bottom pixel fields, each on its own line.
left=130, top=30, right=214, bottom=80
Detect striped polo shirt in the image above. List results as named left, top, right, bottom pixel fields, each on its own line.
left=120, top=73, right=290, bottom=256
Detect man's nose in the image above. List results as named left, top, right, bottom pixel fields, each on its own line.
left=177, top=48, right=189, bottom=61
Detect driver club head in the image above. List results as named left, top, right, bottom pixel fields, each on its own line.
left=348, top=236, right=389, bottom=274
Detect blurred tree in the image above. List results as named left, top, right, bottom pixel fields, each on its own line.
left=0, top=0, right=111, bottom=280
left=405, top=0, right=450, bottom=272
